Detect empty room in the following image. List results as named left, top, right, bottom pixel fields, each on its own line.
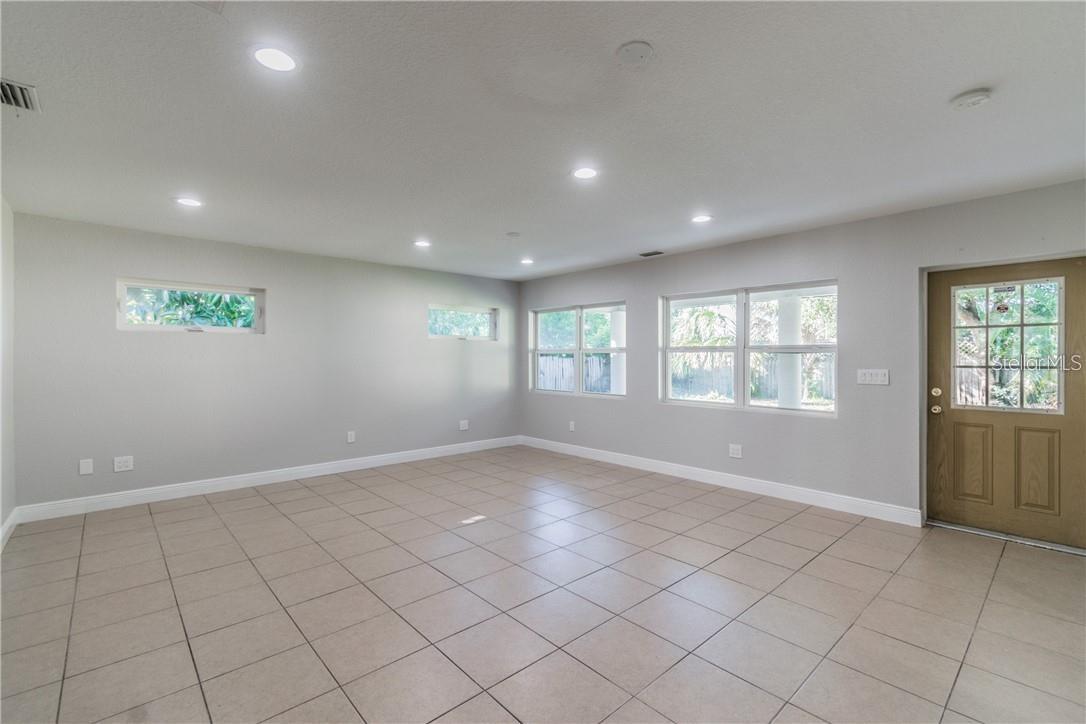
left=1, top=2, right=1083, bottom=723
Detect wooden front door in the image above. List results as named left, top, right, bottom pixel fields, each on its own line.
left=927, top=257, right=1085, bottom=548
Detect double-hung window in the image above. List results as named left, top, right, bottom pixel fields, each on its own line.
left=533, top=304, right=626, bottom=395
left=747, top=285, right=837, bottom=412
left=662, top=283, right=838, bottom=412
left=664, top=294, right=738, bottom=403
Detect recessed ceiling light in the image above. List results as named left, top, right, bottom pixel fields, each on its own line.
left=521, top=257, right=534, bottom=265
left=175, top=197, right=203, bottom=207
left=572, top=167, right=598, bottom=180
left=414, top=239, right=431, bottom=248
left=950, top=88, right=991, bottom=110
left=253, top=48, right=296, bottom=72
left=691, top=214, right=713, bottom=223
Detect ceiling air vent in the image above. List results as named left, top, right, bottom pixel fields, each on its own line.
left=1, top=79, right=40, bottom=112
left=639, top=251, right=663, bottom=258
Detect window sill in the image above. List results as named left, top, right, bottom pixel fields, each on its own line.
left=531, top=390, right=627, bottom=399
left=659, top=398, right=837, bottom=418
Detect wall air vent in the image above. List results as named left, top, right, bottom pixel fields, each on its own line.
left=639, top=251, right=664, bottom=257
left=1, top=79, right=40, bottom=112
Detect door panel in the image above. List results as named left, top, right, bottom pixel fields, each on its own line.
left=927, top=257, right=1085, bottom=548
left=953, top=422, right=992, bottom=504
left=1015, top=427, right=1059, bottom=514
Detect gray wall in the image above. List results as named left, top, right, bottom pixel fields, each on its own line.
left=13, top=215, right=520, bottom=506
left=519, top=181, right=1086, bottom=510
left=2, top=198, right=14, bottom=522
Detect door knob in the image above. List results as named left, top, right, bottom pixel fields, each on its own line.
left=931, top=387, right=942, bottom=397
left=931, top=405, right=943, bottom=414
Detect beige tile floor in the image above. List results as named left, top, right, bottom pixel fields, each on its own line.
left=2, top=445, right=1084, bottom=723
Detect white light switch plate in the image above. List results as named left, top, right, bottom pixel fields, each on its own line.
left=857, top=369, right=890, bottom=385
left=79, top=459, right=94, bottom=476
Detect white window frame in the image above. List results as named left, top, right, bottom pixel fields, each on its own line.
left=531, top=302, right=627, bottom=396
left=949, top=276, right=1065, bottom=415
left=661, top=291, right=741, bottom=407
left=661, top=281, right=838, bottom=415
left=117, top=278, right=265, bottom=334
left=427, top=304, right=499, bottom=341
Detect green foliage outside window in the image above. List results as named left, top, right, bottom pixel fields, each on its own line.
left=428, top=308, right=494, bottom=338
left=126, top=287, right=255, bottom=328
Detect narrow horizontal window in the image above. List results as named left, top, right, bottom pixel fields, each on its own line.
left=428, top=306, right=497, bottom=340
left=119, top=280, right=264, bottom=333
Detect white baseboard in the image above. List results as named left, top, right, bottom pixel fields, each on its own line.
left=517, top=436, right=923, bottom=527
left=1, top=509, right=16, bottom=548
left=4, top=436, right=521, bottom=534
left=2, top=433, right=921, bottom=543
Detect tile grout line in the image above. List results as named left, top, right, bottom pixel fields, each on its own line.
left=940, top=538, right=1006, bottom=720
left=51, top=514, right=87, bottom=724
left=16, top=448, right=1065, bottom=724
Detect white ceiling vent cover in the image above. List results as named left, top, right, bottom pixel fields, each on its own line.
left=1, top=79, right=40, bottom=112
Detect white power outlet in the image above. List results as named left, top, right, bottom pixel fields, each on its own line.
left=569, top=421, right=576, bottom=432
left=459, top=419, right=470, bottom=431
left=113, top=455, right=134, bottom=472
left=857, top=369, right=890, bottom=385
left=346, top=430, right=356, bottom=444
left=729, top=444, right=743, bottom=459
left=79, top=459, right=94, bottom=476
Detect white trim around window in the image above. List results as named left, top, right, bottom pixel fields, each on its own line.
left=662, top=281, right=838, bottom=414
left=117, top=278, right=265, bottom=334
left=531, top=302, right=627, bottom=396
left=427, top=304, right=499, bottom=340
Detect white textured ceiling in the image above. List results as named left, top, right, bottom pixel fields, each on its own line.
left=2, top=2, right=1083, bottom=280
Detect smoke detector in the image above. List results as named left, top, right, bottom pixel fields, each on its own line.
left=951, top=88, right=992, bottom=110
left=617, top=41, right=654, bottom=67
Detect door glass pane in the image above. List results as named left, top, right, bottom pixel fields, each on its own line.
left=583, top=306, right=625, bottom=349
left=749, top=352, right=835, bottom=411
left=1023, top=325, right=1058, bottom=365
left=988, top=284, right=1021, bottom=325
left=1024, top=281, right=1059, bottom=324
left=988, top=368, right=1021, bottom=408
left=536, top=353, right=575, bottom=392
left=955, top=367, right=986, bottom=406
left=583, top=352, right=626, bottom=395
left=988, top=327, right=1020, bottom=367
left=537, top=310, right=577, bottom=349
left=955, top=287, right=986, bottom=326
left=1024, top=369, right=1059, bottom=410
left=668, top=351, right=735, bottom=403
left=669, top=296, right=736, bottom=347
left=955, top=328, right=986, bottom=366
